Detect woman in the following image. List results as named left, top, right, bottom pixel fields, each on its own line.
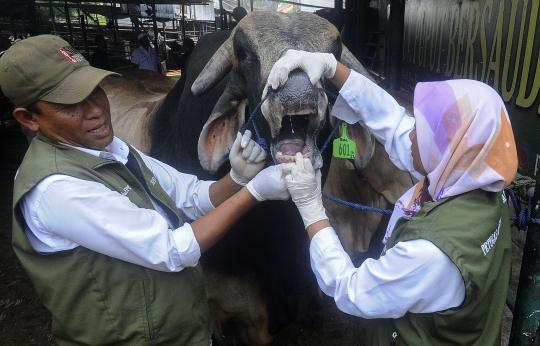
left=270, top=50, right=518, bottom=345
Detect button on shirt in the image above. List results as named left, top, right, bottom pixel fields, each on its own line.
left=131, top=45, right=159, bottom=72
left=19, top=137, right=215, bottom=272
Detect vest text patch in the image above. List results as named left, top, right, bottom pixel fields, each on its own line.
left=121, top=185, right=131, bottom=196
left=481, top=218, right=501, bottom=255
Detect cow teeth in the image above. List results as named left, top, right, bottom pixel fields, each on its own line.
left=275, top=151, right=313, bottom=163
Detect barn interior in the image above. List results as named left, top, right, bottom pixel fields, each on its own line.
left=0, top=0, right=529, bottom=345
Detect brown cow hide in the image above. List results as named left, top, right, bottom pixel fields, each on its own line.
left=323, top=137, right=416, bottom=259
left=101, top=69, right=176, bottom=154
left=322, top=91, right=417, bottom=260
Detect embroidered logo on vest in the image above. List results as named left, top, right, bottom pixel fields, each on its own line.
left=481, top=218, right=501, bottom=255
left=121, top=185, right=131, bottom=196
left=150, top=176, right=157, bottom=185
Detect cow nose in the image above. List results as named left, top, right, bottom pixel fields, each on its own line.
left=277, top=70, right=318, bottom=109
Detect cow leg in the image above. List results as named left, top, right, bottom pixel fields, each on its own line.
left=204, top=270, right=273, bottom=346
left=352, top=205, right=391, bottom=266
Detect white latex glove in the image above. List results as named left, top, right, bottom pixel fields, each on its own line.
left=246, top=164, right=291, bottom=202
left=284, top=153, right=328, bottom=228
left=263, top=49, right=338, bottom=99
left=229, top=130, right=266, bottom=186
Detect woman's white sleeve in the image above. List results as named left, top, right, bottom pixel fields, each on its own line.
left=310, top=227, right=465, bottom=318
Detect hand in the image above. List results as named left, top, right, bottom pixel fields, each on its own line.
left=283, top=153, right=328, bottom=228
left=246, top=164, right=290, bottom=202
left=229, top=130, right=266, bottom=186
left=263, top=49, right=338, bottom=98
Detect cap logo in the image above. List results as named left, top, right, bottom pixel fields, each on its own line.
left=58, top=46, right=86, bottom=64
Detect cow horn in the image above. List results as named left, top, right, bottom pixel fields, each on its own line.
left=340, top=44, right=376, bottom=83
left=191, top=36, right=234, bottom=96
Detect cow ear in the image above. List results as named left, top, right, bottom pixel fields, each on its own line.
left=335, top=121, right=375, bottom=172
left=198, top=98, right=248, bottom=174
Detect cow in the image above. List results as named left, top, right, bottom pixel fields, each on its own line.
left=322, top=93, right=417, bottom=263
left=101, top=11, right=414, bottom=345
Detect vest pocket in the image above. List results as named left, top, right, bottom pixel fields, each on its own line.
left=137, top=280, right=155, bottom=340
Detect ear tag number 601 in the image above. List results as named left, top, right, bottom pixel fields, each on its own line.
left=332, top=122, right=356, bottom=160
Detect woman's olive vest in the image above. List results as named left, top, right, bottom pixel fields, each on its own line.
left=12, top=133, right=212, bottom=345
left=369, top=189, right=511, bottom=346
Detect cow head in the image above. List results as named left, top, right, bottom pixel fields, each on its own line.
left=191, top=11, right=375, bottom=174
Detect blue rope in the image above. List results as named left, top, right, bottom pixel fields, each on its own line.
left=241, top=94, right=270, bottom=154
left=320, top=119, right=342, bottom=153
left=507, top=189, right=540, bottom=231
left=322, top=193, right=393, bottom=214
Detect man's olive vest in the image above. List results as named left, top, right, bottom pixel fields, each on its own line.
left=368, top=189, right=511, bottom=346
left=12, top=133, right=212, bottom=345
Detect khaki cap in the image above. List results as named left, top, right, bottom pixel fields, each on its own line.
left=0, top=35, right=119, bottom=107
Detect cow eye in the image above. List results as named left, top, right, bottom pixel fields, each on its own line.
left=236, top=46, right=248, bottom=62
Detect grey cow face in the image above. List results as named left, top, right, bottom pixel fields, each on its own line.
left=193, top=11, right=366, bottom=174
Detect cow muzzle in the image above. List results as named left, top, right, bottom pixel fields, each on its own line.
left=261, top=70, right=327, bottom=170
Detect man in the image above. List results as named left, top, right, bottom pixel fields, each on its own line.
left=0, top=34, right=289, bottom=345
left=229, top=6, right=248, bottom=29
left=174, top=37, right=195, bottom=74
left=131, top=32, right=160, bottom=73
left=90, top=34, right=114, bottom=71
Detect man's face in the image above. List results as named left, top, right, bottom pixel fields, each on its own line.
left=140, top=36, right=150, bottom=49
left=96, top=37, right=107, bottom=50
left=34, top=86, right=114, bottom=150
left=409, top=127, right=427, bottom=176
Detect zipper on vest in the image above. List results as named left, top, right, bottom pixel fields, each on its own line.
left=390, top=331, right=397, bottom=345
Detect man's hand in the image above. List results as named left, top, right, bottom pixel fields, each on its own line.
left=263, top=49, right=338, bottom=98
left=284, top=153, right=328, bottom=228
left=246, top=164, right=291, bottom=202
left=229, top=130, right=266, bottom=186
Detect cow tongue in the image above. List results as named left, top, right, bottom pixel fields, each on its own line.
left=281, top=143, right=303, bottom=155
left=277, top=138, right=305, bottom=156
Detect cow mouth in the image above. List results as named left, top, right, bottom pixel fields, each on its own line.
left=274, top=110, right=316, bottom=163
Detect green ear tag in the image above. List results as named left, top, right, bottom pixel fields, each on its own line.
left=332, top=122, right=356, bottom=159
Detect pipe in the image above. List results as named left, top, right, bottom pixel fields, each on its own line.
left=385, top=0, right=404, bottom=91
left=80, top=14, right=88, bottom=56
left=64, top=0, right=74, bottom=43
left=49, top=0, right=56, bottom=33
left=151, top=0, right=159, bottom=57
left=509, top=174, right=540, bottom=345
left=219, top=0, right=224, bottom=30
left=182, top=4, right=185, bottom=40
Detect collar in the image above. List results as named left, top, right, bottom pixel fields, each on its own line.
left=60, top=136, right=129, bottom=164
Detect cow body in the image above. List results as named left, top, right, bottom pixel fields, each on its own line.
left=107, top=11, right=414, bottom=345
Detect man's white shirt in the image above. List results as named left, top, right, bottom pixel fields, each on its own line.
left=19, top=137, right=215, bottom=272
